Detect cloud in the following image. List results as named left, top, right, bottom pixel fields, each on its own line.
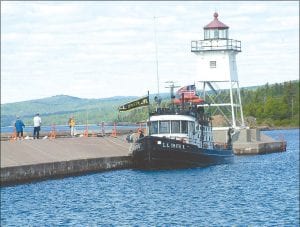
left=1, top=1, right=299, bottom=104
left=1, top=32, right=20, bottom=42
left=31, top=3, right=81, bottom=17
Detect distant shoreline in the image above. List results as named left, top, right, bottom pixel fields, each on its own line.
left=258, top=126, right=299, bottom=131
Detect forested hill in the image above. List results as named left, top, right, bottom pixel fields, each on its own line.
left=1, top=80, right=299, bottom=127
left=1, top=95, right=139, bottom=127
left=241, top=80, right=299, bottom=127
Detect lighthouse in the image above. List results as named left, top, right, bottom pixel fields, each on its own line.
left=191, top=12, right=245, bottom=128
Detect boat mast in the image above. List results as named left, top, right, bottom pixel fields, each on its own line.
left=153, top=16, right=164, bottom=109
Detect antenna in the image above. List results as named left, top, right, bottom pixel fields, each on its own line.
left=153, top=16, right=159, bottom=96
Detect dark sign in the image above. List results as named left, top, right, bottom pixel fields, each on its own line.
left=118, top=96, right=149, bottom=112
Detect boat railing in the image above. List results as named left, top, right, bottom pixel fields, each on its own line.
left=150, top=107, right=211, bottom=120
left=151, top=107, right=196, bottom=116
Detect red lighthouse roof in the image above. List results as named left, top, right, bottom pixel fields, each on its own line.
left=204, top=12, right=229, bottom=29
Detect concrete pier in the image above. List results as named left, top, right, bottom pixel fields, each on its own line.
left=213, top=128, right=286, bottom=155
left=1, top=129, right=287, bottom=186
left=1, top=136, right=133, bottom=186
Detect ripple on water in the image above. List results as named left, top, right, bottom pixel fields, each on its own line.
left=1, top=129, right=299, bottom=226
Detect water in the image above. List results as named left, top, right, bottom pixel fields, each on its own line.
left=1, top=129, right=299, bottom=226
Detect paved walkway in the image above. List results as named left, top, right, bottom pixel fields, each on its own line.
left=1, top=136, right=131, bottom=168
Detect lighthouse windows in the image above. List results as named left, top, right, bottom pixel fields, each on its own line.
left=210, top=61, right=216, bottom=68
left=214, top=30, right=219, bottom=38
left=219, top=29, right=228, bottom=39
left=205, top=29, right=219, bottom=39
left=204, top=30, right=209, bottom=39
left=204, top=29, right=228, bottom=40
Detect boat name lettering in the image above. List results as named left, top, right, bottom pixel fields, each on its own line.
left=162, top=142, right=185, bottom=149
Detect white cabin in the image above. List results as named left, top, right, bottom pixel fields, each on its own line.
left=147, top=114, right=214, bottom=149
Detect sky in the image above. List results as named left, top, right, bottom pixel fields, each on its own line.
left=1, top=1, right=299, bottom=104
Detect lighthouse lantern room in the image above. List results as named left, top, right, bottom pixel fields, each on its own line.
left=191, top=12, right=245, bottom=128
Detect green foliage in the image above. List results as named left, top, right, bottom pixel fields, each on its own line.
left=241, top=80, right=299, bottom=127
left=1, top=81, right=299, bottom=128
left=1, top=95, right=137, bottom=126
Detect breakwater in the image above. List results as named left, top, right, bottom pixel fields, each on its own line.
left=1, top=129, right=288, bottom=186
left=1, top=157, right=132, bottom=187
left=1, top=136, right=133, bottom=186
left=213, top=128, right=287, bottom=154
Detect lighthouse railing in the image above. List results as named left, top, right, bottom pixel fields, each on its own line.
left=191, top=39, right=241, bottom=52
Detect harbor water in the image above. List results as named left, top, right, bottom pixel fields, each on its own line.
left=1, top=129, right=299, bottom=226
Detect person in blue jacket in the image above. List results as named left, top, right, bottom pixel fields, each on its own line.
left=15, top=116, right=25, bottom=139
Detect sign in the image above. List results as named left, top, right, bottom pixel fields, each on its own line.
left=118, top=96, right=149, bottom=112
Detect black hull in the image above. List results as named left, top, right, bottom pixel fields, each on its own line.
left=132, top=136, right=234, bottom=170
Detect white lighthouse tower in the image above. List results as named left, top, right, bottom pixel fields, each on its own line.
left=191, top=12, right=245, bottom=128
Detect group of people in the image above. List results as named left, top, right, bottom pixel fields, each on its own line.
left=14, top=113, right=41, bottom=140
left=14, top=114, right=75, bottom=140
left=126, top=129, right=144, bottom=143
left=14, top=115, right=146, bottom=140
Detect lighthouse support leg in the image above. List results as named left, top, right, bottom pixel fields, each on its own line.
left=236, top=81, right=245, bottom=127
left=229, top=81, right=236, bottom=128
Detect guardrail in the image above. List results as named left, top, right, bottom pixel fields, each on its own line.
left=191, top=39, right=241, bottom=52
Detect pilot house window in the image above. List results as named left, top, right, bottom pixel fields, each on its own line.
left=181, top=121, right=188, bottom=134
left=159, top=121, right=170, bottom=134
left=149, top=121, right=158, bottom=134
left=171, top=121, right=180, bottom=133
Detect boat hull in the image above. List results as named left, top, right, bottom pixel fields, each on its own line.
left=131, top=136, right=234, bottom=169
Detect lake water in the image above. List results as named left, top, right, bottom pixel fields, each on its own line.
left=1, top=129, right=299, bottom=226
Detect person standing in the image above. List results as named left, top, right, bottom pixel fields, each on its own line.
left=139, top=129, right=144, bottom=139
left=33, top=113, right=42, bottom=139
left=15, top=116, right=25, bottom=139
left=68, top=116, right=76, bottom=137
